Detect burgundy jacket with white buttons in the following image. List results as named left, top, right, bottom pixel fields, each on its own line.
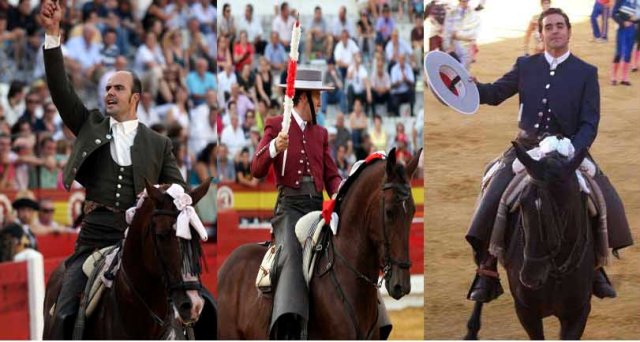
left=251, top=115, right=342, bottom=196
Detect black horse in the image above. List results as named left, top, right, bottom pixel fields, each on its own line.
left=466, top=141, right=597, bottom=339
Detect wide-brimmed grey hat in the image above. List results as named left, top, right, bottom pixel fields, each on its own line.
left=277, top=69, right=335, bottom=91
left=425, top=51, right=479, bottom=115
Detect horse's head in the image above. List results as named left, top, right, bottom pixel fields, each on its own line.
left=512, top=141, right=586, bottom=289
left=137, top=181, right=210, bottom=325
left=377, top=148, right=421, bottom=299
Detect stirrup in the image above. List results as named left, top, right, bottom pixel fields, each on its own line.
left=467, top=269, right=504, bottom=303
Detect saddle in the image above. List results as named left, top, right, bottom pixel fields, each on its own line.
left=255, top=210, right=337, bottom=293
left=80, top=245, right=121, bottom=317
left=488, top=160, right=609, bottom=269
left=255, top=152, right=387, bottom=293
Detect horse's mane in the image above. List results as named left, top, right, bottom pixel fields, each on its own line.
left=334, top=159, right=386, bottom=216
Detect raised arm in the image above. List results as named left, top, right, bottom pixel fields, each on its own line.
left=40, top=0, right=90, bottom=136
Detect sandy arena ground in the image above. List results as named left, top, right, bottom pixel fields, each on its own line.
left=424, top=4, right=640, bottom=340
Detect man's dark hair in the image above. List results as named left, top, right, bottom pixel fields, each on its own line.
left=7, top=81, right=25, bottom=100
left=538, top=7, right=571, bottom=34
left=130, top=72, right=142, bottom=95
left=292, top=90, right=305, bottom=106
left=104, top=27, right=117, bottom=36
left=281, top=2, right=288, bottom=12
left=314, top=6, right=321, bottom=11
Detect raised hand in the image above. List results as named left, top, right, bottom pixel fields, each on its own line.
left=39, top=0, right=65, bottom=35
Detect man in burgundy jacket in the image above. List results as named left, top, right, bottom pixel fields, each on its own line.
left=251, top=69, right=341, bottom=339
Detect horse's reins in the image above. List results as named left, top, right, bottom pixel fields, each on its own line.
left=118, top=208, right=202, bottom=334
left=319, top=177, right=412, bottom=339
left=520, top=178, right=591, bottom=276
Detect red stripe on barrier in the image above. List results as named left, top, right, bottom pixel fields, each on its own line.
left=0, top=261, right=30, bottom=339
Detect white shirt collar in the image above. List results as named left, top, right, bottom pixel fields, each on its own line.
left=544, top=50, right=570, bottom=69
left=109, top=117, right=139, bottom=134
left=292, top=109, right=307, bottom=130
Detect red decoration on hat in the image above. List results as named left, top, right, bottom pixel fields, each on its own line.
left=439, top=72, right=459, bottom=96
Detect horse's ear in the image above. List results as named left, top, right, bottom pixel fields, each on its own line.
left=189, top=180, right=211, bottom=205
left=386, top=148, right=397, bottom=175
left=512, top=141, right=537, bottom=171
left=568, top=148, right=587, bottom=172
left=405, top=148, right=422, bottom=179
left=145, top=179, right=164, bottom=203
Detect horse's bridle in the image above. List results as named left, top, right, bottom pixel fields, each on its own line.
left=119, top=208, right=202, bottom=330
left=379, top=181, right=413, bottom=283
left=151, top=209, right=203, bottom=293
left=318, top=178, right=413, bottom=339
left=520, top=178, right=590, bottom=276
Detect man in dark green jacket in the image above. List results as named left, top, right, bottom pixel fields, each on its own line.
left=40, top=0, right=185, bottom=338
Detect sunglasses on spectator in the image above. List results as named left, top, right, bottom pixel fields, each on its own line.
left=27, top=99, right=40, bottom=104
left=0, top=117, right=4, bottom=121
left=41, top=208, right=55, bottom=213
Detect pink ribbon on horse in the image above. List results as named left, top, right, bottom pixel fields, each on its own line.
left=166, top=184, right=208, bottom=242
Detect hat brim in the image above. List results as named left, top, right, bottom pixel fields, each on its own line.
left=277, top=80, right=334, bottom=91
left=12, top=198, right=40, bottom=211
left=424, top=51, right=479, bottom=115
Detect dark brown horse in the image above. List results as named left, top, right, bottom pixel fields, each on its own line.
left=217, top=148, right=421, bottom=339
left=42, top=182, right=217, bottom=339
left=466, top=142, right=595, bottom=340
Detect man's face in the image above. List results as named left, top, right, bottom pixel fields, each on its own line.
left=339, top=6, right=346, bottom=20
left=105, top=71, right=137, bottom=117
left=298, top=91, right=321, bottom=122
left=271, top=32, right=279, bottom=44
left=281, top=4, right=289, bottom=17
left=104, top=31, right=116, bottom=45
left=459, top=0, right=469, bottom=9
left=196, top=59, right=208, bottom=74
left=541, top=0, right=551, bottom=11
left=26, top=95, right=40, bottom=113
left=314, top=8, right=321, bottom=20
left=17, top=207, right=35, bottom=224
left=341, top=30, right=349, bottom=43
left=230, top=114, right=239, bottom=128
left=39, top=201, right=55, bottom=224
left=541, top=13, right=570, bottom=52
left=245, top=6, right=252, bottom=19
left=245, top=112, right=256, bottom=126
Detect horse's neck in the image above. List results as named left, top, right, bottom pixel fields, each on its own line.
left=334, top=166, right=384, bottom=279
left=116, top=225, right=169, bottom=334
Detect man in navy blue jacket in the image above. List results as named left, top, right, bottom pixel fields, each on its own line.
left=465, top=7, right=633, bottom=303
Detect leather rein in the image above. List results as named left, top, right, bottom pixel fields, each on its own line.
left=520, top=178, right=591, bottom=276
left=118, top=208, right=201, bottom=335
left=317, top=178, right=413, bottom=339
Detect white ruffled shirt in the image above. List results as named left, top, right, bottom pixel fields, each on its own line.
left=109, top=118, right=139, bottom=166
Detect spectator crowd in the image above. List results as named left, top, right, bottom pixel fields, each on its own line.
left=217, top=0, right=424, bottom=190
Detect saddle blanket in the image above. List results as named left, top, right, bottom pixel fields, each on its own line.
left=81, top=245, right=121, bottom=317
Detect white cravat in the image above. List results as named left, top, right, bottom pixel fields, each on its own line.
left=109, top=117, right=139, bottom=166
left=544, top=50, right=570, bottom=70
